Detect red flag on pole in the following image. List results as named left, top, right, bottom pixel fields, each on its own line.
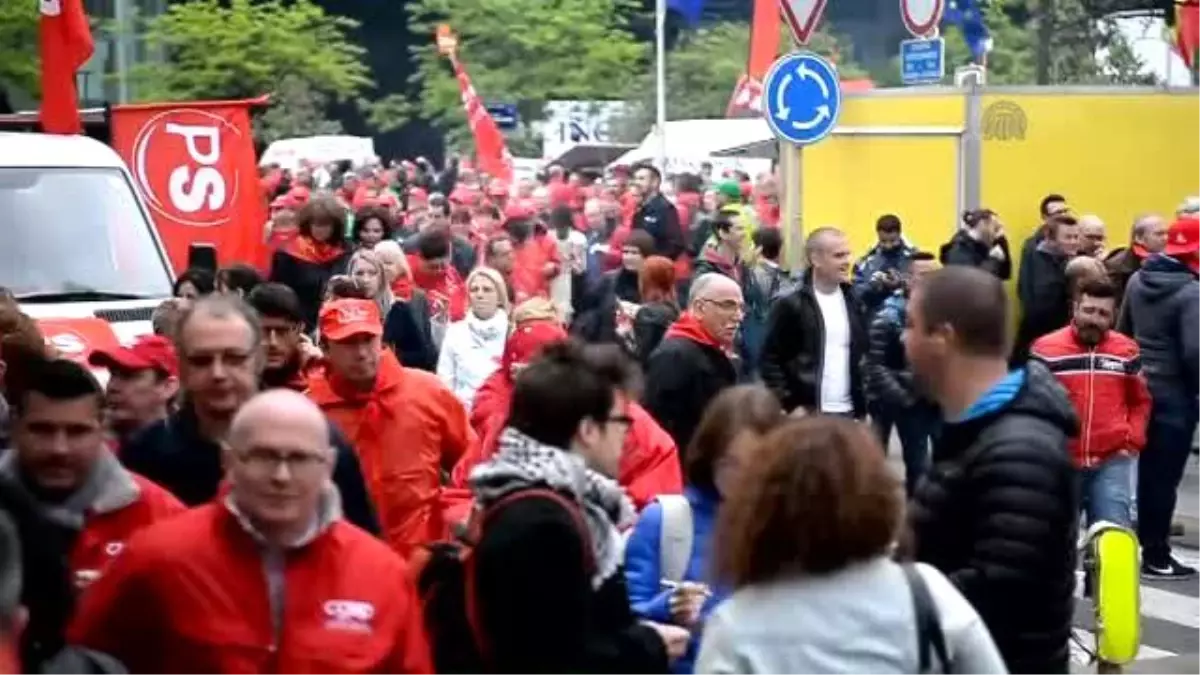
left=1177, top=1, right=1199, bottom=70
left=726, top=0, right=782, bottom=118
left=437, top=25, right=514, bottom=184
left=38, top=0, right=95, bottom=135
left=110, top=98, right=271, bottom=274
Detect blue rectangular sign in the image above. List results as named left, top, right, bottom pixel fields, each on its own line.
left=486, top=103, right=519, bottom=131
left=900, top=37, right=945, bottom=86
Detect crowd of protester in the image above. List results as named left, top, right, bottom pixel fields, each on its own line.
left=0, top=152, right=1196, bottom=674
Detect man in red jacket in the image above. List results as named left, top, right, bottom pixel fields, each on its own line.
left=70, top=389, right=432, bottom=674
left=1, top=358, right=184, bottom=591
left=1032, top=278, right=1151, bottom=528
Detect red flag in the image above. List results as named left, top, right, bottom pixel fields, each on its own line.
left=447, top=54, right=514, bottom=184
left=1177, top=1, right=1199, bottom=70
left=110, top=98, right=270, bottom=274
left=726, top=0, right=781, bottom=118
left=38, top=0, right=95, bottom=135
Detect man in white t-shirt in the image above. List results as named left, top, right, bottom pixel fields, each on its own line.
left=761, top=227, right=868, bottom=418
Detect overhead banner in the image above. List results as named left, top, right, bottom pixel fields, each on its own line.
left=110, top=98, right=269, bottom=274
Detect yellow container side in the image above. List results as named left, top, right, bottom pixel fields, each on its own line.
left=802, top=134, right=962, bottom=258
left=980, top=91, right=1200, bottom=265
left=838, top=91, right=965, bottom=128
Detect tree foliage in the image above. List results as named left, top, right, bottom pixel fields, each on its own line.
left=253, top=75, right=344, bottom=143
left=128, top=0, right=372, bottom=103
left=0, top=0, right=41, bottom=96
left=403, top=0, right=647, bottom=150
left=936, top=0, right=1155, bottom=85
left=612, top=22, right=869, bottom=141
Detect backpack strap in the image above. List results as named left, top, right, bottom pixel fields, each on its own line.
left=463, top=488, right=597, bottom=666
left=902, top=563, right=949, bottom=674
left=655, top=494, right=694, bottom=583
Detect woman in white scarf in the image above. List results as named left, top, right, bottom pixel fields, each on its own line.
left=437, top=266, right=510, bottom=408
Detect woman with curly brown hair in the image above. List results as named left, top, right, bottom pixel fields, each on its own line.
left=268, top=195, right=352, bottom=330
left=695, top=416, right=1006, bottom=674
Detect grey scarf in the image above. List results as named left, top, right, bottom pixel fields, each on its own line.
left=469, top=427, right=634, bottom=588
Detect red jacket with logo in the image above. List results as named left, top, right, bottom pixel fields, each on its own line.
left=72, top=473, right=186, bottom=591
left=69, top=503, right=432, bottom=674
left=1031, top=326, right=1152, bottom=468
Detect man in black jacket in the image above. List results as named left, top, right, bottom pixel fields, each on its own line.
left=465, top=341, right=684, bottom=673
left=1017, top=193, right=1070, bottom=298
left=864, top=251, right=940, bottom=494
left=642, top=273, right=741, bottom=452
left=760, top=227, right=868, bottom=418
left=1012, top=213, right=1080, bottom=365
left=631, top=165, right=685, bottom=260
left=120, top=295, right=380, bottom=535
left=906, top=266, right=1078, bottom=674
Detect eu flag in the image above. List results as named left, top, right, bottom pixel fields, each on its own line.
left=944, top=0, right=991, bottom=60
left=667, top=0, right=705, bottom=26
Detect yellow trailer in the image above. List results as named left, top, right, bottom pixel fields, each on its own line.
left=777, top=87, right=1199, bottom=274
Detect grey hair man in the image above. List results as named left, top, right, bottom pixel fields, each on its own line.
left=643, top=273, right=742, bottom=450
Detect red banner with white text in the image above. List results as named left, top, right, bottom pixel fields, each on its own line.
left=110, top=98, right=269, bottom=274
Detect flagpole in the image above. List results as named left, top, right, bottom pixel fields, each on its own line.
left=655, top=0, right=667, bottom=172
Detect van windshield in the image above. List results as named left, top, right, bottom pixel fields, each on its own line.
left=0, top=167, right=173, bottom=299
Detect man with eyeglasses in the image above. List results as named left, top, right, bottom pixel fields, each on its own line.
left=120, top=295, right=379, bottom=534
left=70, top=389, right=433, bottom=673
left=643, top=273, right=742, bottom=451
left=247, top=283, right=322, bottom=392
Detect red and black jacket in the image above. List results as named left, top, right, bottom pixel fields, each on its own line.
left=1031, top=325, right=1152, bottom=468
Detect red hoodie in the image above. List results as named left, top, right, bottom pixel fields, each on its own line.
left=510, top=232, right=561, bottom=303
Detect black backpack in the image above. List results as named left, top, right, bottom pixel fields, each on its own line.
left=416, top=488, right=595, bottom=674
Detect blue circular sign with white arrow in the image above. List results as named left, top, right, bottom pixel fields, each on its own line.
left=762, top=51, right=842, bottom=146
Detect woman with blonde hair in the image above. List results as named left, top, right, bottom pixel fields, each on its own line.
left=347, top=248, right=394, bottom=319
left=696, top=417, right=1006, bottom=674
left=372, top=240, right=437, bottom=371
left=437, top=267, right=511, bottom=408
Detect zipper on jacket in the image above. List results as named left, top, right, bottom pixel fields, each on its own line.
left=262, top=548, right=286, bottom=670
left=1084, top=348, right=1095, bottom=467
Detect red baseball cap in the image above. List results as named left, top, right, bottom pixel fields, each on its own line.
left=1163, top=217, right=1199, bottom=258
left=501, top=320, right=567, bottom=375
left=88, top=335, right=178, bottom=377
left=319, top=299, right=382, bottom=342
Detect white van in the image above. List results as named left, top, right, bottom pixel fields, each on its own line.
left=0, top=132, right=174, bottom=348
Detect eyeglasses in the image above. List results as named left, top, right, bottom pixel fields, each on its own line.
left=701, top=298, right=745, bottom=315
left=601, top=414, right=635, bottom=429
left=237, top=448, right=329, bottom=477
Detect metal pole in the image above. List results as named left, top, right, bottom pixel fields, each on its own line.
left=781, top=143, right=804, bottom=271
left=1036, top=0, right=1054, bottom=85
left=114, top=0, right=130, bottom=103
left=655, top=0, right=668, bottom=172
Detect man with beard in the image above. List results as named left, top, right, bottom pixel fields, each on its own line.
left=1032, top=279, right=1150, bottom=530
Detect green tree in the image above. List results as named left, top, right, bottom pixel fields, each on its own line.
left=253, top=75, right=344, bottom=143
left=614, top=22, right=869, bottom=141
left=0, top=0, right=42, bottom=97
left=403, top=0, right=647, bottom=151
left=128, top=0, right=372, bottom=104
left=937, top=0, right=1154, bottom=85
